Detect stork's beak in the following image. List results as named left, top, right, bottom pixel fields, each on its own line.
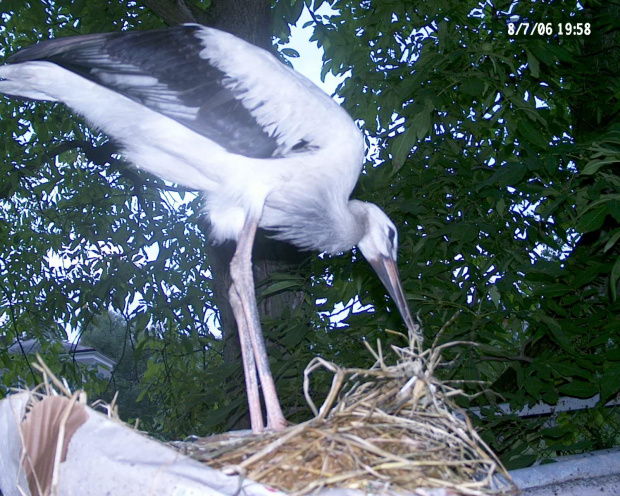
left=368, top=255, right=416, bottom=332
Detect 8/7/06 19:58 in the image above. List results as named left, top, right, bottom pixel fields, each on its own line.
left=508, top=21, right=591, bottom=37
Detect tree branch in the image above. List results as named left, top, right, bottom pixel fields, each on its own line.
left=141, top=0, right=198, bottom=25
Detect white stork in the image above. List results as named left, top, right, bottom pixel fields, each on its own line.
left=0, top=25, right=417, bottom=432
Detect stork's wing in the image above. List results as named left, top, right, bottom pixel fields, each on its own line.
left=5, top=25, right=342, bottom=160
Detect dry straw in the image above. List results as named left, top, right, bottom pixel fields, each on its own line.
left=174, top=326, right=519, bottom=495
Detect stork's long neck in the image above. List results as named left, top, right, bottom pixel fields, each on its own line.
left=260, top=193, right=367, bottom=255
left=344, top=199, right=371, bottom=245
left=323, top=198, right=367, bottom=254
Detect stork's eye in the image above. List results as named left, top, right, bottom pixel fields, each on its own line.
left=387, top=226, right=397, bottom=246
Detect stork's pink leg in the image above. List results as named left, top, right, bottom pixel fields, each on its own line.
left=228, top=284, right=264, bottom=431
left=229, top=216, right=287, bottom=431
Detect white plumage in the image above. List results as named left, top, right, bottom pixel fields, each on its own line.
left=0, top=24, right=416, bottom=432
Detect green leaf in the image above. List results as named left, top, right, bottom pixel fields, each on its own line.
left=603, top=229, right=620, bottom=252
left=581, top=157, right=617, bottom=175
left=524, top=376, right=543, bottom=397
left=601, top=367, right=620, bottom=403
left=558, top=380, right=598, bottom=398
left=391, top=125, right=417, bottom=169
left=476, top=343, right=514, bottom=358
left=541, top=387, right=559, bottom=405
left=538, top=314, right=574, bottom=352
left=479, top=164, right=526, bottom=189
left=610, top=199, right=620, bottom=222
left=281, top=47, right=300, bottom=58
left=460, top=77, right=485, bottom=96
left=261, top=280, right=301, bottom=298
left=517, top=119, right=549, bottom=149
left=579, top=205, right=607, bottom=232
left=69, top=0, right=86, bottom=16
left=281, top=324, right=306, bottom=348
left=526, top=49, right=540, bottom=78
left=610, top=257, right=620, bottom=301
left=551, top=362, right=593, bottom=380
left=506, top=454, right=538, bottom=470
left=531, top=42, right=557, bottom=65
left=496, top=198, right=506, bottom=217
left=488, top=285, right=501, bottom=309
left=452, top=223, right=478, bottom=244
left=541, top=426, right=569, bottom=439
left=540, top=283, right=571, bottom=297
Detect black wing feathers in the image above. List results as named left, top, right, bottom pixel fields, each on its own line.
left=9, top=26, right=278, bottom=159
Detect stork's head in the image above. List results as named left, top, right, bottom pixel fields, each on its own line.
left=352, top=201, right=416, bottom=333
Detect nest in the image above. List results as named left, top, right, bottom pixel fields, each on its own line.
left=172, top=329, right=518, bottom=496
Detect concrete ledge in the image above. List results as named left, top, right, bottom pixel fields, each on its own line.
left=510, top=448, right=620, bottom=495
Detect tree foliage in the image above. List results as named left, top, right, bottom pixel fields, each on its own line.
left=0, top=0, right=618, bottom=468
left=311, top=0, right=620, bottom=467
